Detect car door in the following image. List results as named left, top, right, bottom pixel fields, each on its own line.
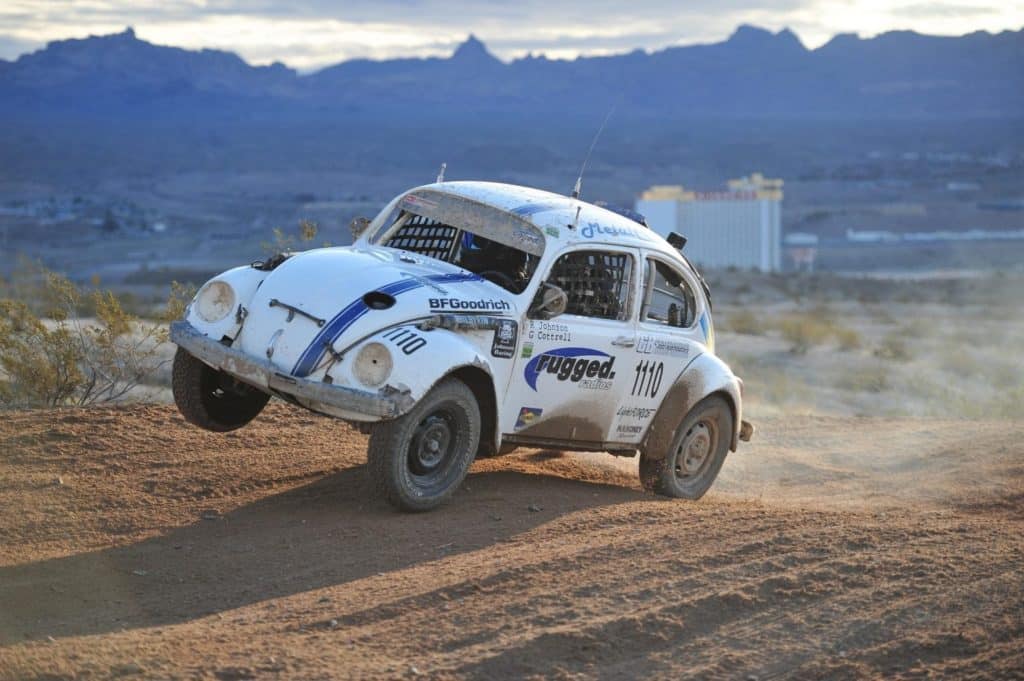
left=607, top=254, right=707, bottom=446
left=502, top=246, right=639, bottom=446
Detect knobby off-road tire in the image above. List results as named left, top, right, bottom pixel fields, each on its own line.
left=172, top=348, right=270, bottom=432
left=368, top=377, right=481, bottom=512
left=639, top=395, right=733, bottom=500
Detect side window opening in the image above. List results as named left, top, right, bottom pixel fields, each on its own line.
left=545, top=250, right=633, bottom=321
left=643, top=259, right=696, bottom=328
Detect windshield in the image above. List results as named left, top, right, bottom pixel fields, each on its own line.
left=372, top=190, right=544, bottom=294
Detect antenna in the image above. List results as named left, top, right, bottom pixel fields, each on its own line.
left=571, top=103, right=616, bottom=200
left=436, top=162, right=447, bottom=183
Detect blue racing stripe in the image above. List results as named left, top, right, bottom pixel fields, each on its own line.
left=290, top=272, right=481, bottom=377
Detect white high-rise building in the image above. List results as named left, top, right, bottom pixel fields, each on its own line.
left=636, top=173, right=783, bottom=272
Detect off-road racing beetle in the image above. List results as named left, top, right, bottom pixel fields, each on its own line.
left=170, top=181, right=754, bottom=511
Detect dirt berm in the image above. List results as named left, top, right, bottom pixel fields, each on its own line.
left=1, top=405, right=1021, bottom=679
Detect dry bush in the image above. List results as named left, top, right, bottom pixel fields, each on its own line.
left=0, top=268, right=190, bottom=409
left=939, top=347, right=985, bottom=379
left=778, top=315, right=832, bottom=354
left=261, top=219, right=319, bottom=254
left=833, top=325, right=863, bottom=351
left=874, top=331, right=913, bottom=361
left=728, top=355, right=812, bottom=406
left=726, top=309, right=765, bottom=335
left=836, top=366, right=889, bottom=393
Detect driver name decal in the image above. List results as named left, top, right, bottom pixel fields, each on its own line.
left=523, top=347, right=617, bottom=391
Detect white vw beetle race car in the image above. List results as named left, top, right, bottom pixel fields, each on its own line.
left=170, top=181, right=753, bottom=511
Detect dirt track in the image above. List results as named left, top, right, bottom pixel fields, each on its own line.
left=1, top=404, right=1022, bottom=680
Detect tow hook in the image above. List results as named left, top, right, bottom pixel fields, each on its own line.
left=739, top=420, right=755, bottom=442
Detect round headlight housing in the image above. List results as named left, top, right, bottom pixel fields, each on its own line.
left=195, top=280, right=236, bottom=323
left=353, top=342, right=393, bottom=387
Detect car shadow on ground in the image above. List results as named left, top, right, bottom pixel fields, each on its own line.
left=0, top=463, right=646, bottom=644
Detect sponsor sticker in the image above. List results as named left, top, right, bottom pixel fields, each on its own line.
left=401, top=193, right=439, bottom=211
left=429, top=297, right=511, bottom=313
left=616, top=406, right=656, bottom=420
left=580, top=221, right=658, bottom=242
left=523, top=347, right=617, bottom=392
left=514, top=407, right=543, bottom=430
left=636, top=335, right=690, bottom=358
left=699, top=312, right=715, bottom=349
left=615, top=423, right=644, bottom=436
left=512, top=228, right=542, bottom=248
left=521, top=341, right=534, bottom=359
left=510, top=202, right=565, bottom=218
left=544, top=226, right=560, bottom=238
left=491, top=319, right=518, bottom=359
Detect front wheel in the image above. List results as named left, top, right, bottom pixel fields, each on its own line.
left=368, top=377, right=481, bottom=512
left=172, top=348, right=270, bottom=432
left=639, top=395, right=733, bottom=500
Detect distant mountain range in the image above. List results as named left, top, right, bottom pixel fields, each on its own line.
left=1, top=25, right=1022, bottom=119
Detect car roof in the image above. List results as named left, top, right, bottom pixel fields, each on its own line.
left=408, top=181, right=678, bottom=255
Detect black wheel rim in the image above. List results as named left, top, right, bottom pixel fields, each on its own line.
left=673, top=418, right=719, bottom=481
left=408, top=408, right=457, bottom=480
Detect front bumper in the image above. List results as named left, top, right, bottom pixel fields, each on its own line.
left=170, top=320, right=409, bottom=419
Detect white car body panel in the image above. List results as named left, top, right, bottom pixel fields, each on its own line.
left=175, top=180, right=746, bottom=459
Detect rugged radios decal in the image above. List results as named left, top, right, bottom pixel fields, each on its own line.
left=523, top=347, right=617, bottom=391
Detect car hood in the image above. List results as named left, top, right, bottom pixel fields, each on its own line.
left=236, top=246, right=518, bottom=377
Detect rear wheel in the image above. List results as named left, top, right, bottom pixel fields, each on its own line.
left=172, top=348, right=270, bottom=432
left=368, top=377, right=480, bottom=512
left=639, top=395, right=732, bottom=499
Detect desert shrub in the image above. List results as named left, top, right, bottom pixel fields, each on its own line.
left=939, top=348, right=984, bottom=379
left=0, top=269, right=189, bottom=408
left=874, top=331, right=912, bottom=361
left=0, top=300, right=83, bottom=407
left=832, top=325, right=862, bottom=351
left=726, top=309, right=764, bottom=335
left=778, top=315, right=831, bottom=354
left=836, top=366, right=888, bottom=393
left=261, top=219, right=319, bottom=254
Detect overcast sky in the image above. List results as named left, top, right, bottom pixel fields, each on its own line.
left=2, top=0, right=1022, bottom=71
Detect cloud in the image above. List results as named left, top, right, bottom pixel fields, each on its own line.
left=0, top=0, right=1021, bottom=68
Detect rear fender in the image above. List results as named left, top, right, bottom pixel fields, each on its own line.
left=641, top=352, right=742, bottom=459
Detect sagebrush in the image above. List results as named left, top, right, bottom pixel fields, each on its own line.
left=0, top=268, right=191, bottom=408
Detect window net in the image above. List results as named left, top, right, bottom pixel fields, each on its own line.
left=548, top=251, right=631, bottom=320
left=384, top=214, right=458, bottom=260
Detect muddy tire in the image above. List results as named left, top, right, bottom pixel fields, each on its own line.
left=639, top=395, right=732, bottom=500
left=368, top=377, right=480, bottom=512
left=172, top=348, right=270, bottom=432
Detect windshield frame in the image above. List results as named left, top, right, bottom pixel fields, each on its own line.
left=370, top=189, right=546, bottom=258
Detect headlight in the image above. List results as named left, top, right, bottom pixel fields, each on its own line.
left=195, top=280, right=236, bottom=323
left=353, top=342, right=393, bottom=387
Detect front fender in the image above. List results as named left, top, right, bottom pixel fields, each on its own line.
left=309, top=323, right=501, bottom=431
left=185, top=265, right=268, bottom=342
left=641, top=352, right=743, bottom=459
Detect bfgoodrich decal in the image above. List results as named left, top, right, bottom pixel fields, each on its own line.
left=523, top=347, right=617, bottom=391
left=429, top=297, right=511, bottom=313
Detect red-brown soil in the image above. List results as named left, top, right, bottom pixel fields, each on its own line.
left=1, top=404, right=1021, bottom=679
